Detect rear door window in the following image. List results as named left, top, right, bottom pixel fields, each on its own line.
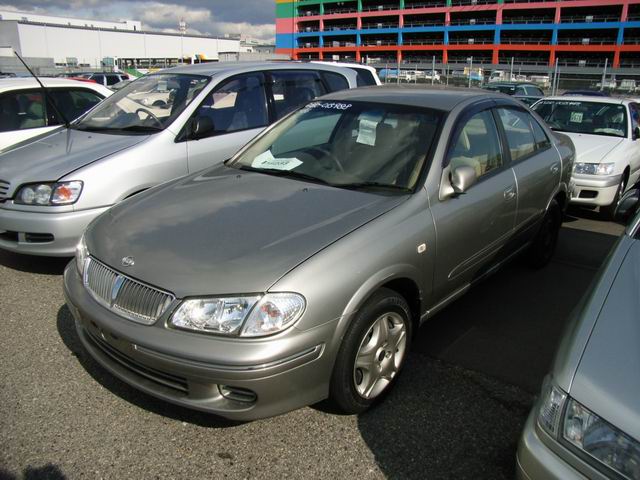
left=321, top=71, right=349, bottom=92
left=91, top=74, right=105, bottom=86
left=496, top=108, right=537, bottom=161
left=269, top=70, right=326, bottom=119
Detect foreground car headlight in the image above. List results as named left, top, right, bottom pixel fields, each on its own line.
left=573, top=162, right=616, bottom=176
left=537, top=380, right=640, bottom=479
left=15, top=181, right=83, bottom=205
left=75, top=233, right=88, bottom=275
left=170, top=293, right=305, bottom=337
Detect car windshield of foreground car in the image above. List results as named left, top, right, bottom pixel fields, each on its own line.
left=74, top=73, right=209, bottom=134
left=532, top=100, right=627, bottom=138
left=227, top=101, right=442, bottom=193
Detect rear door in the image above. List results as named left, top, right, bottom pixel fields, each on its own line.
left=0, top=89, right=55, bottom=150
left=430, top=103, right=518, bottom=303
left=495, top=104, right=559, bottom=239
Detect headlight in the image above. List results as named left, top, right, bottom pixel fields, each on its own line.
left=573, top=162, right=616, bottom=176
left=537, top=380, right=640, bottom=479
left=75, top=233, right=88, bottom=275
left=15, top=181, right=83, bottom=205
left=170, top=293, right=305, bottom=337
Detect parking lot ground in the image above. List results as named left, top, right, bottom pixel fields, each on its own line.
left=0, top=210, right=624, bottom=480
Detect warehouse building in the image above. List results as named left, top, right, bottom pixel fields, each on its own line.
left=275, top=0, right=640, bottom=72
left=0, top=10, right=240, bottom=70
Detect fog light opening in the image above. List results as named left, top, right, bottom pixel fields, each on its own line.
left=218, top=385, right=257, bottom=404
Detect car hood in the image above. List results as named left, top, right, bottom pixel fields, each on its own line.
left=0, top=128, right=148, bottom=195
left=561, top=132, right=624, bottom=164
left=87, top=165, right=407, bottom=297
left=570, top=240, right=640, bottom=442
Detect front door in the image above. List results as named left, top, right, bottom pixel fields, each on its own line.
left=429, top=107, right=518, bottom=304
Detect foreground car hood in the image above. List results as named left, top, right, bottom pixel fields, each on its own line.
left=87, top=165, right=406, bottom=297
left=0, top=128, right=148, bottom=195
left=570, top=240, right=640, bottom=441
left=561, top=132, right=623, bottom=164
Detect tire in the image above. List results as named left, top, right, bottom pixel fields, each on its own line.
left=526, top=199, right=561, bottom=269
left=601, top=173, right=628, bottom=220
left=329, top=288, right=412, bottom=414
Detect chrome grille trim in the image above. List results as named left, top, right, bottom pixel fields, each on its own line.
left=0, top=179, right=9, bottom=200
left=83, top=257, right=175, bottom=325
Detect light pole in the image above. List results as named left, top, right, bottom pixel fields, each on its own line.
left=468, top=56, right=473, bottom=88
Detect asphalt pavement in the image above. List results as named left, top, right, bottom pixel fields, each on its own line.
left=0, top=208, right=624, bottom=480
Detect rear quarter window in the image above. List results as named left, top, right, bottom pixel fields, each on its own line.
left=349, top=68, right=377, bottom=87
left=321, top=71, right=349, bottom=92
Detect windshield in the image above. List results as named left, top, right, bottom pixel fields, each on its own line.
left=227, top=101, right=442, bottom=192
left=532, top=100, right=628, bottom=138
left=75, top=73, right=210, bottom=134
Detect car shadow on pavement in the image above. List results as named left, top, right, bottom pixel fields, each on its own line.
left=0, top=251, right=70, bottom=275
left=55, top=305, right=242, bottom=429
left=0, top=464, right=66, bottom=480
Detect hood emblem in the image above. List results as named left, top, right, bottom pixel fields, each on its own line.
left=121, top=256, right=135, bottom=267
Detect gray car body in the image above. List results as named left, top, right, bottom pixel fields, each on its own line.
left=517, top=214, right=640, bottom=479
left=0, top=62, right=358, bottom=256
left=64, top=87, right=574, bottom=420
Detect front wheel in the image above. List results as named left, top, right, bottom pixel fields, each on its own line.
left=329, top=288, right=412, bottom=414
left=526, top=199, right=561, bottom=269
left=601, top=173, right=627, bottom=220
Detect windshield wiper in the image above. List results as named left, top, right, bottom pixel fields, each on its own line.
left=237, top=165, right=332, bottom=186
left=335, top=181, right=412, bottom=193
left=114, top=125, right=164, bottom=132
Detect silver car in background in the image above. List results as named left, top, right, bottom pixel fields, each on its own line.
left=517, top=191, right=640, bottom=480
left=64, top=88, right=573, bottom=421
left=0, top=62, right=357, bottom=256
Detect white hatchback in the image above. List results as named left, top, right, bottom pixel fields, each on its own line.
left=0, top=77, right=112, bottom=151
left=532, top=96, right=640, bottom=216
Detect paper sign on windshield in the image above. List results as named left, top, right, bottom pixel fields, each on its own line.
left=252, top=150, right=302, bottom=170
left=570, top=112, right=583, bottom=123
left=357, top=118, right=378, bottom=146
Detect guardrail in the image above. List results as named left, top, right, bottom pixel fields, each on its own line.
left=556, top=38, right=616, bottom=45
left=362, top=22, right=400, bottom=29
left=560, top=15, right=620, bottom=23
left=323, top=25, right=358, bottom=31
left=403, top=21, right=445, bottom=27
left=323, top=7, right=358, bottom=15
left=361, top=4, right=400, bottom=11
left=403, top=39, right=443, bottom=44
left=448, top=38, right=494, bottom=44
left=500, top=38, right=552, bottom=44
left=502, top=17, right=555, bottom=24
left=404, top=1, right=446, bottom=9
left=361, top=39, right=398, bottom=45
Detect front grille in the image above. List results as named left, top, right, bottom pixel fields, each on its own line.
left=84, top=257, right=175, bottom=325
left=0, top=179, right=9, bottom=200
left=85, top=328, right=188, bottom=394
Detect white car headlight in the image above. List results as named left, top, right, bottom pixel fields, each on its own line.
left=170, top=293, right=305, bottom=337
left=573, top=162, right=616, bottom=176
left=537, top=380, right=640, bottom=479
left=75, top=233, right=88, bottom=275
left=16, top=181, right=83, bottom=205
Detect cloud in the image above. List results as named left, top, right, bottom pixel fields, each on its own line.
left=0, top=0, right=275, bottom=42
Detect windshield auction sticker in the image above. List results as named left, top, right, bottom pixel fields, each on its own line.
left=303, top=101, right=352, bottom=111
left=252, top=150, right=302, bottom=171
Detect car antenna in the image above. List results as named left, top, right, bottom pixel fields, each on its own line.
left=1, top=46, right=70, bottom=128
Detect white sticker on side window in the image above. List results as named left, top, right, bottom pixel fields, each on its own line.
left=251, top=150, right=302, bottom=170
left=570, top=112, right=583, bottom=123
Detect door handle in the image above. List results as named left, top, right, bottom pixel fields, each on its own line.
left=504, top=186, right=516, bottom=201
left=550, top=163, right=560, bottom=174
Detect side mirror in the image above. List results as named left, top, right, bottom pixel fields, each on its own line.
left=189, top=116, right=214, bottom=140
left=614, top=188, right=640, bottom=224
left=633, top=126, right=640, bottom=141
left=450, top=165, right=478, bottom=194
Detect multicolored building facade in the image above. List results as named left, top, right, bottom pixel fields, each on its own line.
left=275, top=0, right=640, bottom=69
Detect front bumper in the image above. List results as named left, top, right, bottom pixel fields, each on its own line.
left=63, top=264, right=339, bottom=421
left=569, top=174, right=621, bottom=207
left=0, top=206, right=109, bottom=256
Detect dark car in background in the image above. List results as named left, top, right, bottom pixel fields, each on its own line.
left=485, top=82, right=545, bottom=106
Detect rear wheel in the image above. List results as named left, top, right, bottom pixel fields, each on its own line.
left=601, top=173, right=627, bottom=220
left=329, top=288, right=412, bottom=414
left=526, top=199, right=561, bottom=269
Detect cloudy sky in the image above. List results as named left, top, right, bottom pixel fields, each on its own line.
left=0, top=0, right=276, bottom=41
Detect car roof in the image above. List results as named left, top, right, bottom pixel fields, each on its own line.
left=486, top=82, right=539, bottom=87
left=540, top=95, right=630, bottom=105
left=0, top=77, right=112, bottom=95
left=319, top=85, right=509, bottom=112
left=165, top=61, right=355, bottom=77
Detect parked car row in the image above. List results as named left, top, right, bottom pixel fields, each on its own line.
left=1, top=60, right=639, bottom=478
